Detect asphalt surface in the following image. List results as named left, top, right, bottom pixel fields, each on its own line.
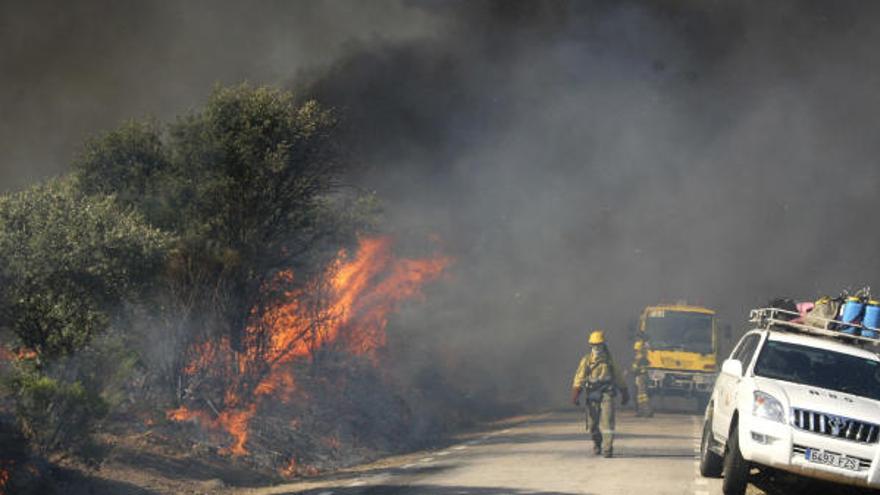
left=252, top=410, right=729, bottom=495
left=248, top=410, right=880, bottom=495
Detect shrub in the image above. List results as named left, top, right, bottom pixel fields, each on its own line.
left=7, top=370, right=108, bottom=466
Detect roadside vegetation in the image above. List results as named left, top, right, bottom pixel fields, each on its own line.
left=0, top=84, right=466, bottom=494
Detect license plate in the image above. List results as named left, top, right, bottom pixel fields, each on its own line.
left=805, top=448, right=860, bottom=471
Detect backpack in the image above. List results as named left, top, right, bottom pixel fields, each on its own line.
left=803, top=296, right=841, bottom=330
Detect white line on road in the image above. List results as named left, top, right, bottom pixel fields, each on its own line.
left=452, top=445, right=468, bottom=451
left=420, top=457, right=435, bottom=463
left=436, top=451, right=450, bottom=456
left=345, top=473, right=391, bottom=488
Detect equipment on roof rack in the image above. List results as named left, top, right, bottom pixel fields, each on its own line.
left=840, top=296, right=865, bottom=335
left=863, top=300, right=880, bottom=339
left=750, top=307, right=880, bottom=347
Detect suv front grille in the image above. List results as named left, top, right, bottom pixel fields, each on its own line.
left=791, top=408, right=880, bottom=444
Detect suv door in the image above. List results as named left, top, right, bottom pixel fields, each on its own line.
left=713, top=333, right=761, bottom=441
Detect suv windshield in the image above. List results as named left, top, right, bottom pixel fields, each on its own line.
left=644, top=311, right=713, bottom=354
left=754, top=340, right=880, bottom=401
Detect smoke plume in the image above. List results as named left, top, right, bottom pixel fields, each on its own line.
left=4, top=0, right=880, bottom=406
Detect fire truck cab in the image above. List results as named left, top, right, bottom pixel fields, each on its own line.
left=639, top=304, right=720, bottom=410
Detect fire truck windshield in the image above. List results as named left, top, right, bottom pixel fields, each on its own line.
left=645, top=311, right=713, bottom=354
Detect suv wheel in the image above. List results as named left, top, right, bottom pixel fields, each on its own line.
left=722, top=424, right=750, bottom=495
left=699, top=414, right=723, bottom=477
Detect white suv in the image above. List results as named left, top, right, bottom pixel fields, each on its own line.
left=699, top=310, right=880, bottom=495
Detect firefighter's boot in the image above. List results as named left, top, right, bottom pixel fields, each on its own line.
left=635, top=374, right=653, bottom=418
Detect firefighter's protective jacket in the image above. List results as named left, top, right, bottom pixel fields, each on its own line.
left=631, top=346, right=650, bottom=375
left=572, top=345, right=626, bottom=391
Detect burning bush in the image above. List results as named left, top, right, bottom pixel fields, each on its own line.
left=0, top=83, right=451, bottom=487
left=168, top=236, right=451, bottom=474
left=71, top=84, right=378, bottom=408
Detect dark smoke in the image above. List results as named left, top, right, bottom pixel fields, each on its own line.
left=306, top=1, right=880, bottom=404
left=4, top=0, right=880, bottom=406
left=0, top=0, right=438, bottom=190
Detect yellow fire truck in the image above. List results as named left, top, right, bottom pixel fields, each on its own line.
left=638, top=304, right=723, bottom=410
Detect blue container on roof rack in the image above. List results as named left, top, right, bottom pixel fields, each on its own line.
left=862, top=300, right=880, bottom=339
left=840, top=296, right=865, bottom=335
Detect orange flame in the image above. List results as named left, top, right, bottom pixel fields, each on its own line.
left=215, top=405, right=257, bottom=456
left=0, top=346, right=36, bottom=363
left=168, top=236, right=451, bottom=458
left=281, top=458, right=297, bottom=478
left=16, top=349, right=37, bottom=361
left=0, top=462, right=11, bottom=495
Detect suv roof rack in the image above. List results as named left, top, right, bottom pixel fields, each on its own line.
left=749, top=307, right=880, bottom=348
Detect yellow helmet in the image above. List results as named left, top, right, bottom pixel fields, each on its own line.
left=588, top=330, right=605, bottom=345
left=633, top=340, right=644, bottom=351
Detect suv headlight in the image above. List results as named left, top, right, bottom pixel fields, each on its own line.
left=753, top=391, right=786, bottom=424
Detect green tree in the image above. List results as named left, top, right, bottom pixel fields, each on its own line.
left=0, top=178, right=169, bottom=360
left=72, top=84, right=376, bottom=401
left=167, top=85, right=349, bottom=350
left=0, top=178, right=169, bottom=467
left=74, top=119, right=169, bottom=212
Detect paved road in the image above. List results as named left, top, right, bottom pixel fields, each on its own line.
left=250, top=410, right=726, bottom=495
left=247, top=410, right=878, bottom=495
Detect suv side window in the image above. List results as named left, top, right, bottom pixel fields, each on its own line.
left=733, top=334, right=761, bottom=369
left=730, top=334, right=750, bottom=360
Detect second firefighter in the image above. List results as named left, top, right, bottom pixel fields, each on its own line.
left=632, top=339, right=654, bottom=417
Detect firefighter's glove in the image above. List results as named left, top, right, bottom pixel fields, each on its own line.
left=620, top=387, right=630, bottom=406
left=571, top=387, right=582, bottom=406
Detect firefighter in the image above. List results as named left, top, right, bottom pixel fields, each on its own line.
left=632, top=338, right=654, bottom=417
left=570, top=330, right=629, bottom=457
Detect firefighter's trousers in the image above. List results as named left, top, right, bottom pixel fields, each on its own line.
left=585, top=392, right=615, bottom=452
left=634, top=373, right=653, bottom=417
